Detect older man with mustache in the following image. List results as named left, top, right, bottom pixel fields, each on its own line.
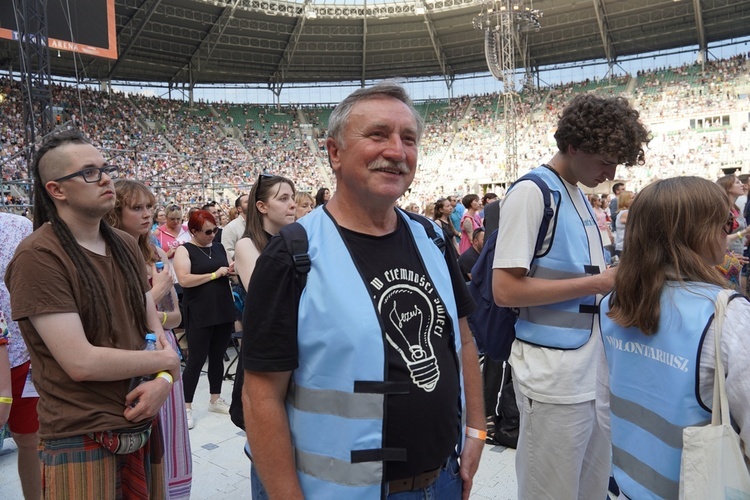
left=241, top=82, right=485, bottom=500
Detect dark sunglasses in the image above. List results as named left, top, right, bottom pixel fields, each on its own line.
left=254, top=173, right=276, bottom=203
left=202, top=227, right=219, bottom=236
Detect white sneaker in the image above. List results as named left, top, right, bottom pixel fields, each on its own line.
left=208, top=398, right=230, bottom=415
left=186, top=408, right=195, bottom=429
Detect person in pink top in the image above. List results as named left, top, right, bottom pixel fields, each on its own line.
left=154, top=205, right=191, bottom=261
left=459, top=194, right=482, bottom=254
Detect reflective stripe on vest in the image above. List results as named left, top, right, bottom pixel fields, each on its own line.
left=514, top=166, right=601, bottom=349
left=600, top=282, right=719, bottom=500
left=283, top=208, right=464, bottom=499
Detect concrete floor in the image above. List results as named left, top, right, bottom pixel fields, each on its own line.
left=0, top=353, right=519, bottom=499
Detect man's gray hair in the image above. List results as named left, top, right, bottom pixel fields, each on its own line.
left=327, top=82, right=425, bottom=147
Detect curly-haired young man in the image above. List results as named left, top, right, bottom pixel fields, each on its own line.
left=491, top=94, right=650, bottom=499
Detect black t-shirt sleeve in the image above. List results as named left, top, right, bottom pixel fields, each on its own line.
left=457, top=252, right=473, bottom=282
left=241, top=235, right=299, bottom=372
left=444, top=237, right=475, bottom=319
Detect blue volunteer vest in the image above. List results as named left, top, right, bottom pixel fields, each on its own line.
left=285, top=207, right=465, bottom=499
left=514, top=166, right=602, bottom=349
left=600, top=283, right=721, bottom=500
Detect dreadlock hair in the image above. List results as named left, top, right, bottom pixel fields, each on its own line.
left=32, top=129, right=149, bottom=336
left=106, top=179, right=158, bottom=266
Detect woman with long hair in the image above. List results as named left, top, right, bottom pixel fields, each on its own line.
left=229, top=174, right=296, bottom=447
left=599, top=176, right=750, bottom=500
left=717, top=174, right=750, bottom=255
left=106, top=179, right=192, bottom=499
left=314, top=187, right=330, bottom=208
left=433, top=197, right=459, bottom=252
left=235, top=174, right=297, bottom=291
left=716, top=175, right=750, bottom=292
left=173, top=210, right=234, bottom=429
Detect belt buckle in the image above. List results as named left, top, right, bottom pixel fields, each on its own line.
left=387, top=466, right=441, bottom=494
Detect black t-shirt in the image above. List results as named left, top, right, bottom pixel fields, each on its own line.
left=457, top=246, right=480, bottom=282
left=242, top=213, right=474, bottom=481
left=183, top=242, right=234, bottom=329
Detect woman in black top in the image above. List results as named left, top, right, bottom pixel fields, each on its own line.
left=173, top=210, right=234, bottom=429
left=434, top=197, right=459, bottom=253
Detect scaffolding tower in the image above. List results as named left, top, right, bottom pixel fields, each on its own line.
left=15, top=0, right=54, bottom=176
left=474, top=1, right=542, bottom=183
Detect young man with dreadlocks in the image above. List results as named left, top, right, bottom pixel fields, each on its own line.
left=5, top=130, right=180, bottom=498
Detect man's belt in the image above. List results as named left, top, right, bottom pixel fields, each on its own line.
left=387, top=466, right=441, bottom=494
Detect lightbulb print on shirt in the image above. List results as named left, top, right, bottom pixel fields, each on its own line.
left=371, top=269, right=448, bottom=393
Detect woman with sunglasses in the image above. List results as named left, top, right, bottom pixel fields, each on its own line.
left=234, top=174, right=297, bottom=291
left=173, top=210, right=235, bottom=429
left=106, top=179, right=192, bottom=499
left=599, top=176, right=750, bottom=499
left=716, top=175, right=750, bottom=292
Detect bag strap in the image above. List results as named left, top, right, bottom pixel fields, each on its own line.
left=279, top=223, right=311, bottom=289
left=403, top=210, right=446, bottom=255
left=712, top=289, right=732, bottom=426
left=510, top=171, right=554, bottom=255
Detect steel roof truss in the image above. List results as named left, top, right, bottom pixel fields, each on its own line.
left=108, top=0, right=164, bottom=80
left=271, top=0, right=312, bottom=85
left=419, top=1, right=454, bottom=90
left=171, top=0, right=242, bottom=85
left=592, top=0, right=615, bottom=65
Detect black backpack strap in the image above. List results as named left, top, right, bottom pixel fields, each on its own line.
left=511, top=172, right=554, bottom=255
left=403, top=210, right=446, bottom=255
left=279, top=223, right=310, bottom=289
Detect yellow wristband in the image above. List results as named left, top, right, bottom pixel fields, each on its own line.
left=161, top=311, right=168, bottom=325
left=156, top=371, right=173, bottom=385
left=211, top=272, right=217, bottom=280
left=465, top=427, right=487, bottom=441
left=738, top=231, right=744, bottom=239
left=0, top=396, right=12, bottom=404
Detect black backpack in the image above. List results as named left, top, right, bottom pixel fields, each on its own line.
left=229, top=210, right=444, bottom=430
left=467, top=173, right=554, bottom=361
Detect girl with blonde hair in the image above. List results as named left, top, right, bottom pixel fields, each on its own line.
left=107, top=179, right=192, bottom=499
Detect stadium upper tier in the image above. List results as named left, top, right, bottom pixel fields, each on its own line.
left=1, top=0, right=749, bottom=85
left=2, top=55, right=750, bottom=208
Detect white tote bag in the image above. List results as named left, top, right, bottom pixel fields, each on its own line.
left=679, top=290, right=750, bottom=499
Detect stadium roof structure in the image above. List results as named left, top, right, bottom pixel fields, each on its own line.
left=2, top=0, right=750, bottom=88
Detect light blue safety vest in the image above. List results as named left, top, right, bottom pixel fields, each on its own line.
left=600, top=282, right=721, bottom=500
left=285, top=207, right=465, bottom=499
left=514, top=166, right=602, bottom=349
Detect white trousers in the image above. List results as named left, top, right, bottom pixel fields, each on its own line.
left=513, top=376, right=611, bottom=500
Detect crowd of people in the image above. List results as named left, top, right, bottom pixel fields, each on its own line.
left=3, top=54, right=750, bottom=499
left=3, top=52, right=750, bottom=216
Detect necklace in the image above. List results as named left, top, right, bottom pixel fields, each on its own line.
left=195, top=244, right=212, bottom=259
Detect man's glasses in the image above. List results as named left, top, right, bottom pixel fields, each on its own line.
left=202, top=227, right=219, bottom=236
left=724, top=216, right=736, bottom=235
left=52, top=165, right=119, bottom=184
left=254, top=173, right=276, bottom=203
